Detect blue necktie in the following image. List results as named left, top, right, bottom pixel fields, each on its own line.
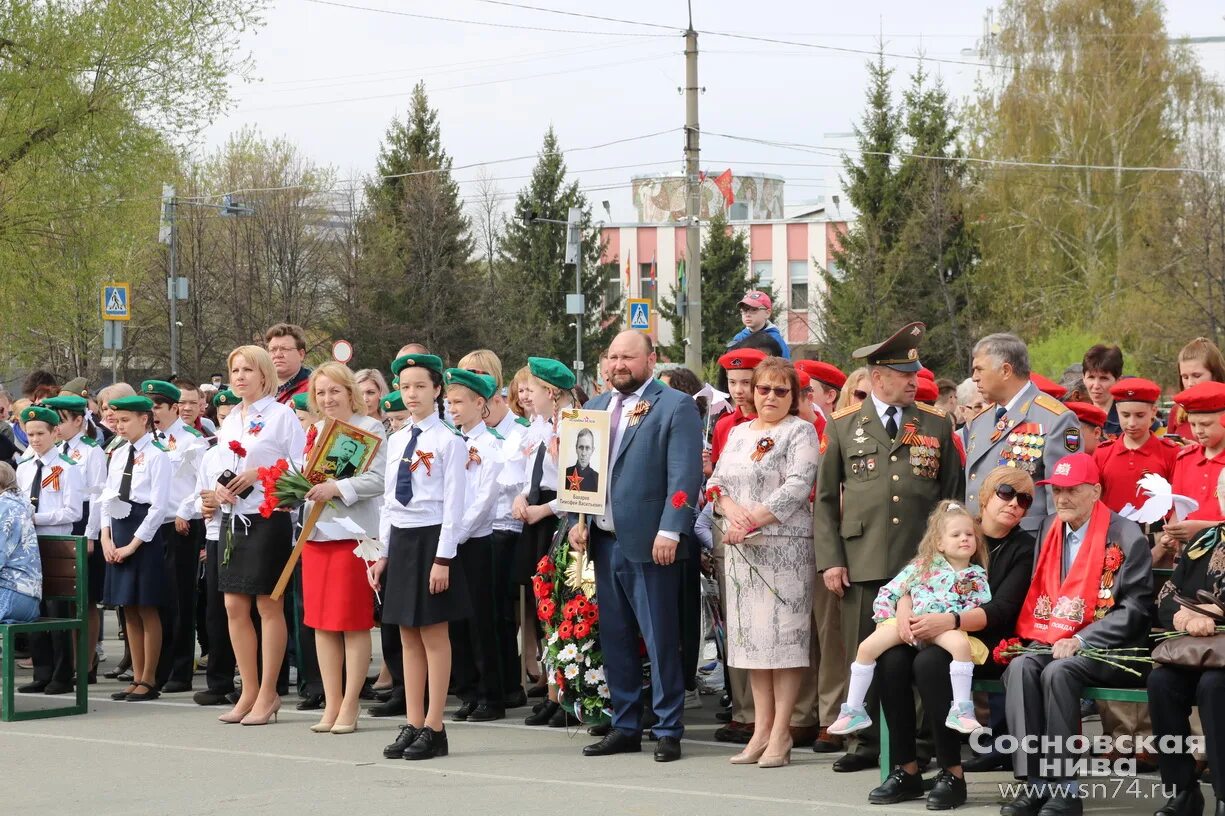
left=994, top=405, right=1007, bottom=422
left=395, top=426, right=423, bottom=506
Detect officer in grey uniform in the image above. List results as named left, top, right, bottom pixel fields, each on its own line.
left=813, top=322, right=965, bottom=773
left=964, top=333, right=1080, bottom=531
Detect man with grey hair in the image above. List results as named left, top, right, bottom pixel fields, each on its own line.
left=954, top=377, right=984, bottom=429
left=964, top=333, right=1081, bottom=529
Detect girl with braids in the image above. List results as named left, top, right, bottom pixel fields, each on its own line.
left=373, top=353, right=471, bottom=762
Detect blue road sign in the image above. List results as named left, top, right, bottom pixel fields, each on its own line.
left=102, top=283, right=131, bottom=321
left=628, top=298, right=651, bottom=332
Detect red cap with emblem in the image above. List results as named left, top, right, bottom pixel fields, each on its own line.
left=918, top=366, right=936, bottom=382
left=1110, top=378, right=1161, bottom=404
left=1174, top=381, right=1225, bottom=414
left=794, top=360, right=847, bottom=390
left=1065, top=401, right=1108, bottom=428
left=797, top=371, right=812, bottom=390
left=1030, top=373, right=1067, bottom=400
left=717, top=348, right=767, bottom=371
left=1035, top=452, right=1101, bottom=487
left=915, top=377, right=939, bottom=404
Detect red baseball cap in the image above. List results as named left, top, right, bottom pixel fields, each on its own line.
left=739, top=290, right=772, bottom=311
left=794, top=360, right=846, bottom=390
left=918, top=366, right=936, bottom=382
left=1111, top=377, right=1161, bottom=404
left=717, top=348, right=767, bottom=371
left=1174, top=381, right=1225, bottom=414
left=797, top=371, right=812, bottom=390
left=1030, top=372, right=1067, bottom=400
left=1035, top=452, right=1101, bottom=487
left=1065, top=401, right=1108, bottom=428
left=915, top=377, right=939, bottom=404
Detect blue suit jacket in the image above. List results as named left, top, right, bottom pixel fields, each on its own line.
left=584, top=379, right=703, bottom=563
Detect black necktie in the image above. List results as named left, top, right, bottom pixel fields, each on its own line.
left=61, top=441, right=70, bottom=456
left=885, top=406, right=899, bottom=439
left=994, top=405, right=1007, bottom=423
left=118, top=445, right=136, bottom=502
left=394, top=427, right=423, bottom=505
left=29, top=459, right=43, bottom=510
left=526, top=444, right=546, bottom=505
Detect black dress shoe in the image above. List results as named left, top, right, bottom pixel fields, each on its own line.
left=718, top=692, right=731, bottom=708
left=962, top=753, right=1009, bottom=773
left=654, top=736, right=681, bottom=762
left=527, top=684, right=548, bottom=698
left=548, top=706, right=579, bottom=728
left=44, top=680, right=74, bottom=695
left=713, top=721, right=753, bottom=744
left=161, top=680, right=192, bottom=694
left=583, top=729, right=642, bottom=757
left=87, top=671, right=97, bottom=685
left=452, top=701, right=475, bottom=722
left=17, top=681, right=47, bottom=694
left=404, top=726, right=448, bottom=760
left=1154, top=786, right=1203, bottom=816
left=833, top=752, right=879, bottom=773
left=370, top=696, right=406, bottom=718
left=588, top=723, right=610, bottom=737
left=1000, top=790, right=1049, bottom=816
left=296, top=693, right=324, bottom=711
left=1037, top=795, right=1081, bottom=816
left=715, top=709, right=732, bottom=723
left=383, top=724, right=419, bottom=758
left=374, top=689, right=392, bottom=703
left=525, top=700, right=558, bottom=726
left=359, top=679, right=376, bottom=700
left=503, top=688, right=528, bottom=709
left=467, top=704, right=505, bottom=722
left=193, top=688, right=234, bottom=706
left=869, top=767, right=925, bottom=804
left=926, top=769, right=967, bottom=810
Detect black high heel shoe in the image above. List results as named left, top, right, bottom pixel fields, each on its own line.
left=403, top=726, right=448, bottom=760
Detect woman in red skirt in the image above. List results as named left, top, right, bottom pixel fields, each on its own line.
left=301, top=362, right=387, bottom=734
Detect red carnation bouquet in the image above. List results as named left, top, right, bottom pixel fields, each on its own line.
left=992, top=636, right=1152, bottom=675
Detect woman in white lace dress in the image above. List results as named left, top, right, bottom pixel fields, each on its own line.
left=707, top=357, right=819, bottom=768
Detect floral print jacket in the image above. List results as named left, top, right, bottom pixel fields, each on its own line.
left=873, top=555, right=990, bottom=622
left=0, top=490, right=42, bottom=600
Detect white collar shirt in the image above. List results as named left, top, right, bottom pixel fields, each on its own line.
left=62, top=432, right=107, bottom=539
left=379, top=413, right=468, bottom=559
left=17, top=447, right=84, bottom=535
left=216, top=396, right=306, bottom=517
left=101, top=433, right=171, bottom=543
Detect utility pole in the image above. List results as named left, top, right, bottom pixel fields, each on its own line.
left=161, top=185, right=181, bottom=375
left=566, top=206, right=583, bottom=377
left=683, top=14, right=702, bottom=371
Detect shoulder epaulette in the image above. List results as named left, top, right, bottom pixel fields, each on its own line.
left=915, top=402, right=947, bottom=418
left=105, top=436, right=126, bottom=453
left=1097, top=438, right=1117, bottom=450
left=442, top=419, right=462, bottom=436
left=515, top=416, right=530, bottom=427
left=973, top=403, right=994, bottom=419
left=831, top=403, right=861, bottom=420
left=1033, top=393, right=1069, bottom=415
left=1177, top=443, right=1201, bottom=459
left=80, top=435, right=98, bottom=447
left=59, top=453, right=77, bottom=465
left=182, top=425, right=203, bottom=438
left=152, top=439, right=169, bottom=452
left=16, top=454, right=33, bottom=465
left=1157, top=435, right=1184, bottom=448
left=487, top=427, right=505, bottom=441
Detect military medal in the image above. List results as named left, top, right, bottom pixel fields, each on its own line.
left=627, top=400, right=651, bottom=427
left=750, top=436, right=775, bottom=462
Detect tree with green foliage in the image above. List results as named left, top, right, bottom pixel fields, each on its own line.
left=658, top=211, right=755, bottom=362
left=494, top=128, right=619, bottom=376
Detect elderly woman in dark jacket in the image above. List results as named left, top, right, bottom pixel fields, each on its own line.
left=870, top=466, right=1037, bottom=810
left=1148, top=521, right=1225, bottom=816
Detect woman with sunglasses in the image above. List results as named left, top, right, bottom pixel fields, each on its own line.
left=706, top=357, right=820, bottom=768
left=869, top=466, right=1036, bottom=808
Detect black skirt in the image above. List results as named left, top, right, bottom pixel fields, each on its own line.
left=103, top=502, right=167, bottom=607
left=514, top=489, right=556, bottom=585
left=381, top=525, right=471, bottom=628
left=217, top=512, right=293, bottom=596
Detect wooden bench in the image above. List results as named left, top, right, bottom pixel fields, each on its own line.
left=1, top=535, right=90, bottom=721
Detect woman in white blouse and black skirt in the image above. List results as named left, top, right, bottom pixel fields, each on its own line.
left=373, top=353, right=471, bottom=761
left=214, top=345, right=306, bottom=726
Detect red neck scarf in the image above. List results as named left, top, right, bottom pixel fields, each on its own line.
left=1016, top=501, right=1112, bottom=644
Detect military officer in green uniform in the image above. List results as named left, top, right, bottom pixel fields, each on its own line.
left=964, top=333, right=1080, bottom=531
left=813, top=322, right=965, bottom=773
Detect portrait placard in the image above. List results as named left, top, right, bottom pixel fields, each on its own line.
left=556, top=409, right=611, bottom=514
left=304, top=417, right=383, bottom=484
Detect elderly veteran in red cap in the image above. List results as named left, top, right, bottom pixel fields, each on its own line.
left=1001, top=453, right=1152, bottom=816
left=1064, top=402, right=1108, bottom=456
left=1163, top=382, right=1225, bottom=551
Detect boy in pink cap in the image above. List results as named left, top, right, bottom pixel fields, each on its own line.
left=728, top=290, right=790, bottom=359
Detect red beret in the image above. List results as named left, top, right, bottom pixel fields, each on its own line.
left=1030, top=372, right=1066, bottom=399
left=717, top=348, right=767, bottom=371
left=794, top=360, right=846, bottom=390
left=917, top=366, right=936, bottom=382
left=1065, top=401, right=1108, bottom=428
left=915, top=377, right=939, bottom=404
left=797, top=371, right=811, bottom=390
left=1174, top=381, right=1225, bottom=414
left=1110, top=377, right=1161, bottom=404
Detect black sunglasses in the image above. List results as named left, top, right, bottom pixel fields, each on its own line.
left=754, top=385, right=792, bottom=398
left=994, top=484, right=1034, bottom=510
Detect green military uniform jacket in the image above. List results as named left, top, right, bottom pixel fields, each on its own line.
left=813, top=398, right=965, bottom=584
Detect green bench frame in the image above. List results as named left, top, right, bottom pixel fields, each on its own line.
left=1, top=535, right=90, bottom=721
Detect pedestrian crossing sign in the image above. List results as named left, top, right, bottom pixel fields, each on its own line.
left=627, top=298, right=652, bottom=333
left=101, top=283, right=130, bottom=321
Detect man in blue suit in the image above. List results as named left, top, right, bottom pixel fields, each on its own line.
left=570, top=330, right=703, bottom=762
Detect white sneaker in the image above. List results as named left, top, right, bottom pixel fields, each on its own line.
left=683, top=688, right=702, bottom=709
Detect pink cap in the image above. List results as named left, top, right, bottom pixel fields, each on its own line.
left=739, top=291, right=772, bottom=311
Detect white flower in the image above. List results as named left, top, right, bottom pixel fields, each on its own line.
left=564, top=663, right=580, bottom=680
left=548, top=631, right=559, bottom=645
left=585, top=656, right=591, bottom=667
left=584, top=668, right=602, bottom=685
left=558, top=643, right=579, bottom=663
left=581, top=640, right=595, bottom=652
left=597, top=683, right=611, bottom=699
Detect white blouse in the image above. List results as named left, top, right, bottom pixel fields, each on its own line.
left=215, top=395, right=306, bottom=517
left=101, top=433, right=171, bottom=543
left=455, top=422, right=503, bottom=543
left=379, top=413, right=467, bottom=559
left=17, top=448, right=84, bottom=535
left=157, top=417, right=208, bottom=524
left=62, top=432, right=106, bottom=539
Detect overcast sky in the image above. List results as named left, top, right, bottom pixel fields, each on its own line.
left=202, top=0, right=1225, bottom=221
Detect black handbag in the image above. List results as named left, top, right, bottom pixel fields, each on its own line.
left=1152, top=590, right=1225, bottom=669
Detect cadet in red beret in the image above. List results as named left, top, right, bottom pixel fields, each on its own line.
left=1092, top=378, right=1179, bottom=516
left=915, top=376, right=940, bottom=404
left=794, top=360, right=845, bottom=419
left=1165, top=382, right=1225, bottom=543
left=711, top=348, right=767, bottom=469
left=1065, top=402, right=1108, bottom=455
left=1029, top=372, right=1067, bottom=400
left=917, top=366, right=936, bottom=382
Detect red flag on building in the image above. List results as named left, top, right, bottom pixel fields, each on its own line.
left=714, top=169, right=734, bottom=206
left=625, top=256, right=632, bottom=288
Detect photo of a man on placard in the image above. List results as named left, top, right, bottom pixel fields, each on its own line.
left=327, top=437, right=364, bottom=480
left=564, top=428, right=600, bottom=493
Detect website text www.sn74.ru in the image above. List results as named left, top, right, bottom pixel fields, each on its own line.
left=999, top=779, right=1175, bottom=802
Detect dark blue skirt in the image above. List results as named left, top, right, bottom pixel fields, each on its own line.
left=381, top=525, right=471, bottom=628
left=103, top=502, right=167, bottom=607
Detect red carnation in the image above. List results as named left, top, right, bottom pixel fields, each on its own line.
left=1103, top=545, right=1124, bottom=572
left=672, top=490, right=690, bottom=510
left=574, top=595, right=589, bottom=612
left=533, top=580, right=552, bottom=600
left=229, top=440, right=247, bottom=458
left=558, top=621, right=574, bottom=640
left=584, top=607, right=599, bottom=624
left=992, top=637, right=1023, bottom=666
left=537, top=599, right=555, bottom=621
left=554, top=669, right=565, bottom=690
left=573, top=619, right=592, bottom=640
left=563, top=600, right=579, bottom=620
left=537, top=556, right=555, bottom=575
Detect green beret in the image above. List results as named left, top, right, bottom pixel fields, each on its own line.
left=20, top=405, right=59, bottom=427
left=443, top=368, right=496, bottom=400
left=212, top=389, right=238, bottom=408
left=528, top=357, right=576, bottom=391
left=109, top=395, right=155, bottom=412
left=61, top=376, right=89, bottom=397
left=381, top=391, right=406, bottom=413
left=390, top=375, right=399, bottom=389
left=41, top=394, right=89, bottom=413
left=140, top=379, right=181, bottom=402
left=291, top=393, right=310, bottom=411
left=391, top=353, right=443, bottom=376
